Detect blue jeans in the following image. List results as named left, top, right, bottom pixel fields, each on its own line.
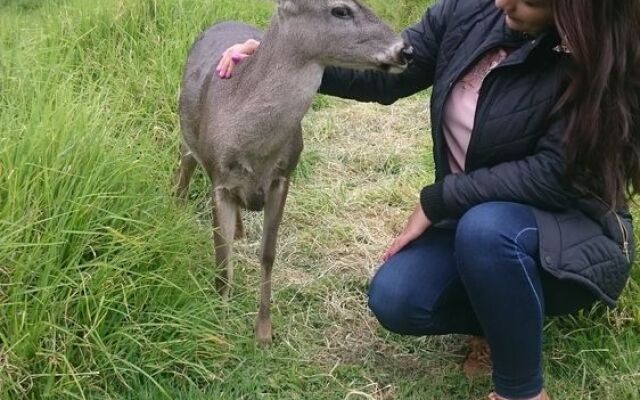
left=368, top=202, right=596, bottom=398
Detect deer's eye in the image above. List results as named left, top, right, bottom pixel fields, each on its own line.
left=331, top=6, right=354, bottom=19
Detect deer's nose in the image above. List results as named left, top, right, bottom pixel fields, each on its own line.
left=401, top=45, right=414, bottom=64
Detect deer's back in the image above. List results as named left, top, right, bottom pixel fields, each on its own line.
left=179, top=22, right=263, bottom=154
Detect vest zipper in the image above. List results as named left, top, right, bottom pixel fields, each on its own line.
left=436, top=49, right=500, bottom=174
left=583, top=190, right=631, bottom=263
left=614, top=212, right=630, bottom=263
left=437, top=41, right=532, bottom=173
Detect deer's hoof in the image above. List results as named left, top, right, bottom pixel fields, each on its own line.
left=256, top=334, right=272, bottom=347
left=255, top=320, right=272, bottom=347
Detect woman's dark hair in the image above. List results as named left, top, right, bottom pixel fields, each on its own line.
left=553, top=0, right=640, bottom=208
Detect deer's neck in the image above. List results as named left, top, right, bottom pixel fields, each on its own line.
left=233, top=20, right=324, bottom=119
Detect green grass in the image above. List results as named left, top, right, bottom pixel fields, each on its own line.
left=1, top=0, right=639, bottom=399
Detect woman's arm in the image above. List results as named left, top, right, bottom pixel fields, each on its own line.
left=318, top=0, right=455, bottom=104
left=318, top=62, right=432, bottom=105
left=420, top=118, right=578, bottom=224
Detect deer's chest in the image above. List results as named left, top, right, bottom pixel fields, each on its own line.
left=214, top=127, right=303, bottom=179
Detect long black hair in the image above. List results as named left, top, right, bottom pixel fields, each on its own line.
left=553, top=0, right=640, bottom=208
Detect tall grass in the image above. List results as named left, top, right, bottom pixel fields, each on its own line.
left=1, top=1, right=638, bottom=399
left=0, top=0, right=275, bottom=398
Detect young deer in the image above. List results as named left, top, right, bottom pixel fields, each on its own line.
left=177, top=0, right=411, bottom=345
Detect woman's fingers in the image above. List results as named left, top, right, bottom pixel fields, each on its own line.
left=231, top=52, right=249, bottom=63
left=215, top=59, right=224, bottom=74
left=382, top=235, right=411, bottom=262
left=216, top=47, right=234, bottom=78
left=381, top=204, right=431, bottom=262
left=216, top=44, right=252, bottom=79
left=216, top=52, right=248, bottom=79
left=216, top=57, right=228, bottom=77
left=221, top=59, right=232, bottom=79
left=216, top=50, right=230, bottom=75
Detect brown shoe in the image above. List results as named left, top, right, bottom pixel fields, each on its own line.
left=463, top=336, right=492, bottom=378
left=487, top=389, right=551, bottom=400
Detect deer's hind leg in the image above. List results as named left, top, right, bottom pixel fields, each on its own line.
left=235, top=210, right=246, bottom=240
left=212, top=187, right=239, bottom=298
left=255, top=177, right=290, bottom=346
left=175, top=142, right=198, bottom=199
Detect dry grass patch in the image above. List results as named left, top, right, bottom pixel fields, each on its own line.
left=290, top=96, right=432, bottom=277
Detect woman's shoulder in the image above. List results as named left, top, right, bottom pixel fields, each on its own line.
left=427, top=0, right=501, bottom=31
left=453, top=0, right=501, bottom=20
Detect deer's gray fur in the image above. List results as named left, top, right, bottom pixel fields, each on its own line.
left=177, top=0, right=411, bottom=345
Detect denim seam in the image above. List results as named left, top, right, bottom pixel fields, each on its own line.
left=514, top=227, right=543, bottom=317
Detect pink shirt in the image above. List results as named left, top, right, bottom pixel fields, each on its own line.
left=443, top=48, right=511, bottom=173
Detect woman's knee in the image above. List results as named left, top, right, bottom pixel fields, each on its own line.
left=367, top=228, right=466, bottom=335
left=456, top=203, right=537, bottom=258
left=457, top=202, right=532, bottom=242
left=368, top=264, right=417, bottom=334
left=367, top=259, right=439, bottom=335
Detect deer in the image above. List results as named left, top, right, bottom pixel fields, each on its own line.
left=176, top=0, right=412, bottom=346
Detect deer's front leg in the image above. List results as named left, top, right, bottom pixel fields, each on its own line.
left=212, top=187, right=238, bottom=298
left=256, top=177, right=289, bottom=346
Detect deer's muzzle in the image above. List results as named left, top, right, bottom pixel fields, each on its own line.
left=401, top=45, right=414, bottom=64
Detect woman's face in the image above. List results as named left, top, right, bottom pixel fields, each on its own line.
left=494, top=0, right=555, bottom=35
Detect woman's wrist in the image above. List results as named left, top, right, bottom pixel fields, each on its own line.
left=244, top=39, right=261, bottom=54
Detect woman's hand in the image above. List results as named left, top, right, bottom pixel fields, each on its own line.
left=215, top=39, right=261, bottom=79
left=383, top=203, right=432, bottom=261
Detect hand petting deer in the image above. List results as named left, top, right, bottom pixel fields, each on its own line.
left=177, top=0, right=412, bottom=346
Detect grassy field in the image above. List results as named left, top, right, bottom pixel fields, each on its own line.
left=1, top=0, right=639, bottom=399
